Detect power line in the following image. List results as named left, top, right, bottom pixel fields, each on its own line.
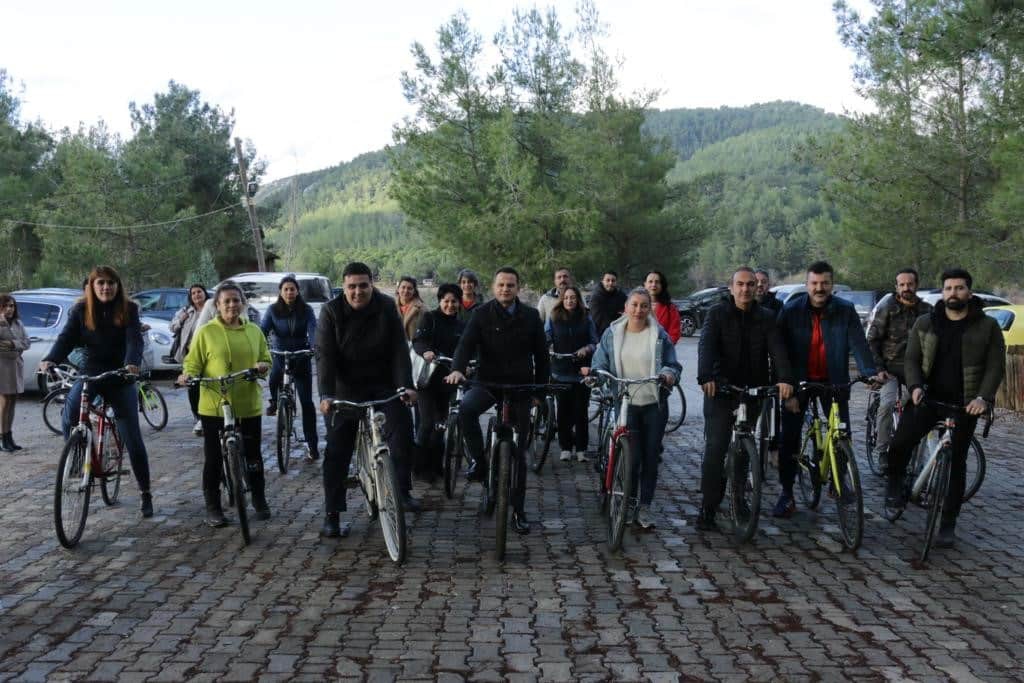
left=0, top=174, right=196, bottom=208
left=3, top=202, right=243, bottom=231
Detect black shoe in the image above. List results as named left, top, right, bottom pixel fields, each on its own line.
left=511, top=512, right=531, bottom=535
left=307, top=445, right=319, bottom=461
left=140, top=492, right=154, bottom=518
left=3, top=433, right=22, bottom=451
left=320, top=512, right=342, bottom=538
left=0, top=433, right=14, bottom=453
left=265, top=401, right=277, bottom=417
left=466, top=459, right=486, bottom=482
left=203, top=489, right=228, bottom=527
left=885, top=475, right=906, bottom=511
left=696, top=506, right=718, bottom=532
left=935, top=521, right=956, bottom=549
left=402, top=495, right=423, bottom=513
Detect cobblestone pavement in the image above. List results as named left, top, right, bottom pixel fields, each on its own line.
left=1, top=339, right=1023, bottom=681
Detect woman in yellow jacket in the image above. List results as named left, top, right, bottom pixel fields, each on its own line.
left=181, top=282, right=272, bottom=528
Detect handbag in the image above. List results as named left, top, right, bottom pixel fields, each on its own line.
left=410, top=344, right=438, bottom=390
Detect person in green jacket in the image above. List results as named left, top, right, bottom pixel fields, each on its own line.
left=181, top=282, right=272, bottom=528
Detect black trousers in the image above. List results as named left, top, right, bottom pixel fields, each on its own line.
left=888, top=402, right=978, bottom=521
left=556, top=382, right=590, bottom=452
left=200, top=415, right=263, bottom=494
left=322, top=398, right=413, bottom=513
left=702, top=395, right=761, bottom=508
left=416, top=380, right=455, bottom=474
left=187, top=384, right=201, bottom=420
left=460, top=387, right=531, bottom=513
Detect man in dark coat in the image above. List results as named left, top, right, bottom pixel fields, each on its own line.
left=589, top=270, right=628, bottom=337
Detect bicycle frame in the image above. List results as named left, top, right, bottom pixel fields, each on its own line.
left=804, top=395, right=845, bottom=493
left=909, top=400, right=992, bottom=501
left=589, top=370, right=664, bottom=492
left=72, top=370, right=131, bottom=486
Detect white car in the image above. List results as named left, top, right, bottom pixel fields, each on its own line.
left=218, top=272, right=333, bottom=319
left=11, top=291, right=80, bottom=393
left=140, top=316, right=179, bottom=372
left=769, top=283, right=852, bottom=304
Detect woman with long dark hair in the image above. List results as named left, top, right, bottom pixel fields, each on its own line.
left=170, top=284, right=210, bottom=435
left=40, top=266, right=155, bottom=517
left=0, top=294, right=30, bottom=452
left=645, top=270, right=681, bottom=344
left=545, top=285, right=598, bottom=462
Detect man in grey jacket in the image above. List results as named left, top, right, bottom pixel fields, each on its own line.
left=537, top=267, right=573, bottom=323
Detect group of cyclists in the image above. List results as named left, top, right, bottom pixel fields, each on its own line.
left=33, top=256, right=1006, bottom=553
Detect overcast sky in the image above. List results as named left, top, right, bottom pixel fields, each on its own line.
left=2, top=0, right=873, bottom=181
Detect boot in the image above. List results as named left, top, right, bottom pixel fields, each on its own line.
left=204, top=489, right=228, bottom=528
left=0, top=433, right=14, bottom=453
left=140, top=491, right=154, bottom=518
left=5, top=433, right=22, bottom=451
left=248, top=465, right=271, bottom=520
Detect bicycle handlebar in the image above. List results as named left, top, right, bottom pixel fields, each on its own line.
left=70, top=368, right=137, bottom=384
left=270, top=349, right=316, bottom=358
left=550, top=351, right=580, bottom=359
left=180, top=368, right=261, bottom=388
left=718, top=383, right=779, bottom=399
left=464, top=380, right=570, bottom=394
left=921, top=396, right=995, bottom=438
left=329, top=389, right=409, bottom=411
left=798, top=376, right=872, bottom=395
left=586, top=369, right=664, bottom=387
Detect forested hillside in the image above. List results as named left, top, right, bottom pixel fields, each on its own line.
left=262, top=101, right=841, bottom=287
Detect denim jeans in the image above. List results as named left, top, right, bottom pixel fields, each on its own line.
left=626, top=400, right=666, bottom=506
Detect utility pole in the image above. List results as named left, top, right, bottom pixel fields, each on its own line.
left=234, top=137, right=266, bottom=272
left=287, top=176, right=298, bottom=267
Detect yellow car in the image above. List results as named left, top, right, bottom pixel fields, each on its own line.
left=984, top=305, right=1024, bottom=346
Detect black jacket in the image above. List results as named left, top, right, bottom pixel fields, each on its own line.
left=316, top=289, right=413, bottom=400
left=412, top=308, right=465, bottom=360
left=697, top=297, right=793, bottom=387
left=453, top=298, right=549, bottom=385
left=45, top=300, right=144, bottom=376
left=758, top=291, right=783, bottom=315
left=589, top=286, right=627, bottom=336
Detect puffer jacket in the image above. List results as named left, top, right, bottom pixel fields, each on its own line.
left=905, top=296, right=1005, bottom=403
left=545, top=314, right=598, bottom=382
left=866, top=294, right=932, bottom=377
left=260, top=302, right=316, bottom=351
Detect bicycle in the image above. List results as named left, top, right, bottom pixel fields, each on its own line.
left=328, top=390, right=410, bottom=564
left=469, top=379, right=567, bottom=561
left=53, top=368, right=134, bottom=549
left=794, top=378, right=871, bottom=551
left=528, top=351, right=575, bottom=473
left=717, top=383, right=779, bottom=544
left=883, top=398, right=992, bottom=562
left=269, top=349, right=316, bottom=474
left=663, top=383, right=687, bottom=434
left=586, top=370, right=664, bottom=552
left=433, top=356, right=475, bottom=500
left=136, top=373, right=168, bottom=431
left=864, top=382, right=907, bottom=476
left=41, top=364, right=79, bottom=436
left=183, top=369, right=262, bottom=546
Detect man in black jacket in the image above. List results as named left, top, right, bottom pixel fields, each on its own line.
left=697, top=267, right=794, bottom=530
left=316, top=262, right=419, bottom=538
left=445, top=267, right=550, bottom=534
left=589, top=270, right=628, bottom=337
left=755, top=269, right=783, bottom=314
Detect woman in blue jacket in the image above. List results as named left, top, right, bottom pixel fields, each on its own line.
left=261, top=275, right=319, bottom=460
left=545, top=285, right=598, bottom=463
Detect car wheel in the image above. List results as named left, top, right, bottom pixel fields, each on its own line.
left=680, top=315, right=697, bottom=337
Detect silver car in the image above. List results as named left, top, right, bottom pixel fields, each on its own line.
left=10, top=292, right=80, bottom=393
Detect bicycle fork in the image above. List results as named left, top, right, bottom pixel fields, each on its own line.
left=911, top=419, right=954, bottom=499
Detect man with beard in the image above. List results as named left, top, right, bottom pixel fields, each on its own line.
left=866, top=268, right=932, bottom=469
left=755, top=269, right=783, bottom=315
left=537, top=267, right=573, bottom=323
left=885, top=268, right=1004, bottom=548
left=589, top=270, right=628, bottom=337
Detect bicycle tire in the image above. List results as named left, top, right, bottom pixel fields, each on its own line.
left=443, top=413, right=461, bottom=500
left=275, top=398, right=292, bottom=474
left=607, top=435, right=633, bottom=552
left=664, top=384, right=686, bottom=433
left=484, top=419, right=497, bottom=516
left=728, top=436, right=762, bottom=545
left=756, top=399, right=772, bottom=479
left=495, top=439, right=512, bottom=562
left=833, top=440, right=864, bottom=551
left=43, top=389, right=68, bottom=436
left=530, top=397, right=556, bottom=474
left=99, top=426, right=124, bottom=506
left=55, top=432, right=91, bottom=549
left=375, top=449, right=407, bottom=564
left=226, top=437, right=250, bottom=545
left=864, top=393, right=880, bottom=476
left=921, top=445, right=952, bottom=563
left=963, top=436, right=986, bottom=503
left=139, top=384, right=168, bottom=431
left=796, top=429, right=823, bottom=510
left=221, top=445, right=235, bottom=508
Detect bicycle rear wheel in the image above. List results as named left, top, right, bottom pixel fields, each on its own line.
left=443, top=413, right=462, bottom=500
left=606, top=435, right=634, bottom=552
left=864, top=393, right=880, bottom=476
left=55, top=433, right=91, bottom=549
left=921, top=446, right=952, bottom=563
left=495, top=439, right=512, bottom=561
left=99, top=428, right=124, bottom=506
left=796, top=431, right=823, bottom=510
left=139, top=384, right=168, bottom=431
left=727, top=436, right=762, bottom=545
left=483, top=419, right=497, bottom=516
left=664, top=384, right=686, bottom=433
left=43, top=389, right=68, bottom=436
left=529, top=398, right=555, bottom=474
left=225, top=437, right=250, bottom=545
left=375, top=450, right=407, bottom=564
left=275, top=398, right=293, bottom=474
left=963, top=436, right=985, bottom=503
left=833, top=440, right=864, bottom=551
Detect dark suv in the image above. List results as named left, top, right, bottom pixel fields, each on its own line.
left=674, top=286, right=729, bottom=337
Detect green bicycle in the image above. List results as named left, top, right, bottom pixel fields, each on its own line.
left=795, top=378, right=871, bottom=551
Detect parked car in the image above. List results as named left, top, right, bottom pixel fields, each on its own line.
left=984, top=305, right=1024, bottom=346
left=674, top=286, right=729, bottom=337
left=10, top=291, right=79, bottom=393
left=220, top=272, right=333, bottom=318
left=132, top=288, right=212, bottom=321
left=866, top=290, right=1013, bottom=331
left=769, top=282, right=852, bottom=305
left=836, top=290, right=882, bottom=328
left=140, top=316, right=179, bottom=372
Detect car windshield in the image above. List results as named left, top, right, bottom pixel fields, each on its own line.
left=236, top=278, right=330, bottom=303
left=985, top=309, right=1015, bottom=331
left=837, top=291, right=875, bottom=309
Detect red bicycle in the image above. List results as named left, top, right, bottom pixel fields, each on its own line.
left=587, top=369, right=664, bottom=552
left=53, top=368, right=134, bottom=549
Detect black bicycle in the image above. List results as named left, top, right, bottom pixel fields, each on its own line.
left=270, top=349, right=316, bottom=474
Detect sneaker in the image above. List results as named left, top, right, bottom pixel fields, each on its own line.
left=265, top=402, right=277, bottom=417
left=636, top=504, right=655, bottom=529
left=559, top=450, right=572, bottom=462
left=192, top=419, right=203, bottom=437
left=771, top=493, right=795, bottom=518
left=575, top=450, right=588, bottom=463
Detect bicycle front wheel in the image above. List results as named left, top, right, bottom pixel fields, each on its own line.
left=495, top=439, right=512, bottom=561
left=442, top=413, right=462, bottom=500
left=43, top=389, right=69, bottom=436
left=963, top=436, right=986, bottom=503
left=796, top=431, right=823, bottom=510
left=99, top=429, right=125, bottom=506
left=483, top=419, right=497, bottom=516
left=833, top=440, right=863, bottom=551
left=607, top=435, right=634, bottom=552
left=225, top=437, right=250, bottom=545
left=275, top=399, right=293, bottom=474
left=55, top=432, right=92, bottom=548
left=139, top=384, right=168, bottom=431
left=375, top=451, right=407, bottom=564
left=921, top=446, right=952, bottom=563
left=530, top=399, right=555, bottom=474
left=728, top=436, right=762, bottom=545
left=664, top=384, right=686, bottom=433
